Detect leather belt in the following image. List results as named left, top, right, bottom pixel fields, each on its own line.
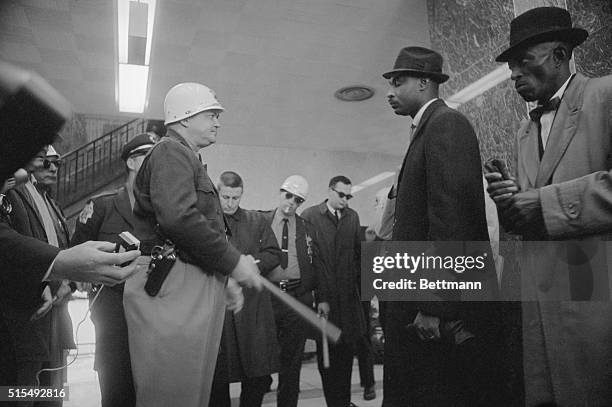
left=273, top=279, right=302, bottom=292
left=139, top=239, right=164, bottom=255
left=139, top=239, right=197, bottom=266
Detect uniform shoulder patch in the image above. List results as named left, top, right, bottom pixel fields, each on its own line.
left=78, top=201, right=94, bottom=224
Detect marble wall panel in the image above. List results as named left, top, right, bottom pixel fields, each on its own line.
left=427, top=0, right=526, bottom=174
left=569, top=0, right=612, bottom=77
left=427, top=0, right=514, bottom=96
left=427, top=0, right=610, bottom=177
left=457, top=80, right=525, bottom=173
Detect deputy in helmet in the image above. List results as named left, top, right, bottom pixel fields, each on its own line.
left=260, top=175, right=329, bottom=407
left=123, top=82, right=262, bottom=407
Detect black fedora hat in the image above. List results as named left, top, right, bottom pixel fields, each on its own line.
left=496, top=7, right=588, bottom=62
left=382, top=46, right=449, bottom=83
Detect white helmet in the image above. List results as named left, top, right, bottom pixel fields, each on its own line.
left=281, top=175, right=309, bottom=200
left=45, top=145, right=59, bottom=158
left=164, top=82, right=224, bottom=125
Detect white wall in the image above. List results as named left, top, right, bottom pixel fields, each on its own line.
left=202, top=142, right=399, bottom=227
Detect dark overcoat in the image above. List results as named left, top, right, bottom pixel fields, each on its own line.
left=301, top=201, right=366, bottom=344
left=384, top=99, right=504, bottom=406
left=222, top=207, right=281, bottom=381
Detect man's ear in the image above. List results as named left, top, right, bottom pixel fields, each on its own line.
left=418, top=77, right=430, bottom=91
left=552, top=45, right=570, bottom=63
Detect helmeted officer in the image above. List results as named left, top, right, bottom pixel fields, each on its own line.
left=261, top=175, right=328, bottom=407
left=71, top=132, right=156, bottom=407
left=123, top=82, right=262, bottom=407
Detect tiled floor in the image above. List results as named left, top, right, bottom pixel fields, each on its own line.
left=64, top=298, right=383, bottom=407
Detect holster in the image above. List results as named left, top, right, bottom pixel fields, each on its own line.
left=144, top=244, right=177, bottom=297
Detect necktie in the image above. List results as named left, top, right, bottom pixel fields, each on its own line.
left=529, top=97, right=561, bottom=159
left=408, top=123, right=417, bottom=145
left=281, top=218, right=288, bottom=269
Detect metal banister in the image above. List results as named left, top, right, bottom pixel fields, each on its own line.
left=56, top=118, right=145, bottom=207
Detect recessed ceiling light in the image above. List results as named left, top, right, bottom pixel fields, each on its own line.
left=334, top=85, right=375, bottom=102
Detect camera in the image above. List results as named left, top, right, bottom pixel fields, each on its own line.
left=115, top=231, right=140, bottom=253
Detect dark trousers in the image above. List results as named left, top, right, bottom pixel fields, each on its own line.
left=383, top=335, right=503, bottom=407
left=356, top=302, right=375, bottom=388
left=317, top=340, right=355, bottom=407
left=91, top=289, right=135, bottom=407
left=97, top=354, right=135, bottom=407
left=272, top=295, right=307, bottom=407
left=209, top=376, right=271, bottom=407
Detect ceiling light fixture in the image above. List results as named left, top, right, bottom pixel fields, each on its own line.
left=334, top=85, right=375, bottom=102
left=116, top=0, right=157, bottom=113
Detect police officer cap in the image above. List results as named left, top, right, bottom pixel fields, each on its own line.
left=121, top=133, right=156, bottom=161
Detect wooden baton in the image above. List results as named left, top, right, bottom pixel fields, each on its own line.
left=257, top=275, right=341, bottom=343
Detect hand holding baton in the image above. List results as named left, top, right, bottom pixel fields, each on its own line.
left=255, top=272, right=341, bottom=343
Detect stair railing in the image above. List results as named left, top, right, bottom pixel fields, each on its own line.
left=56, top=118, right=145, bottom=207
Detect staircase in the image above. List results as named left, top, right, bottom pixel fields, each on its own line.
left=56, top=118, right=146, bottom=220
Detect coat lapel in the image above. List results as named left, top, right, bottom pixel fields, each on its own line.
left=397, top=99, right=444, bottom=187
left=113, top=187, right=134, bottom=229
left=15, top=184, right=44, bottom=231
left=535, top=74, right=587, bottom=187
left=518, top=120, right=540, bottom=188
left=411, top=99, right=445, bottom=145
left=47, top=194, right=70, bottom=243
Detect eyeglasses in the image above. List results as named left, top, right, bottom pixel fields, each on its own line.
left=43, top=159, right=62, bottom=169
left=281, top=190, right=305, bottom=205
left=332, top=188, right=352, bottom=200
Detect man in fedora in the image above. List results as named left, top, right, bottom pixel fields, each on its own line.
left=486, top=6, right=612, bottom=406
left=382, top=47, right=503, bottom=406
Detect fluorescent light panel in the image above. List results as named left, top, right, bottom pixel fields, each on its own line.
left=117, top=0, right=156, bottom=113
left=352, top=172, right=395, bottom=194
left=118, top=64, right=149, bottom=113
left=446, top=65, right=511, bottom=109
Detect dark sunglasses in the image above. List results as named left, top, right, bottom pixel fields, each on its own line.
left=332, top=188, right=352, bottom=200
left=43, top=159, right=62, bottom=169
left=281, top=190, right=305, bottom=205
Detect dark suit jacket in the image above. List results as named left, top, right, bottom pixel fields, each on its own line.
left=0, top=222, right=59, bottom=385
left=0, top=183, right=71, bottom=385
left=0, top=223, right=58, bottom=316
